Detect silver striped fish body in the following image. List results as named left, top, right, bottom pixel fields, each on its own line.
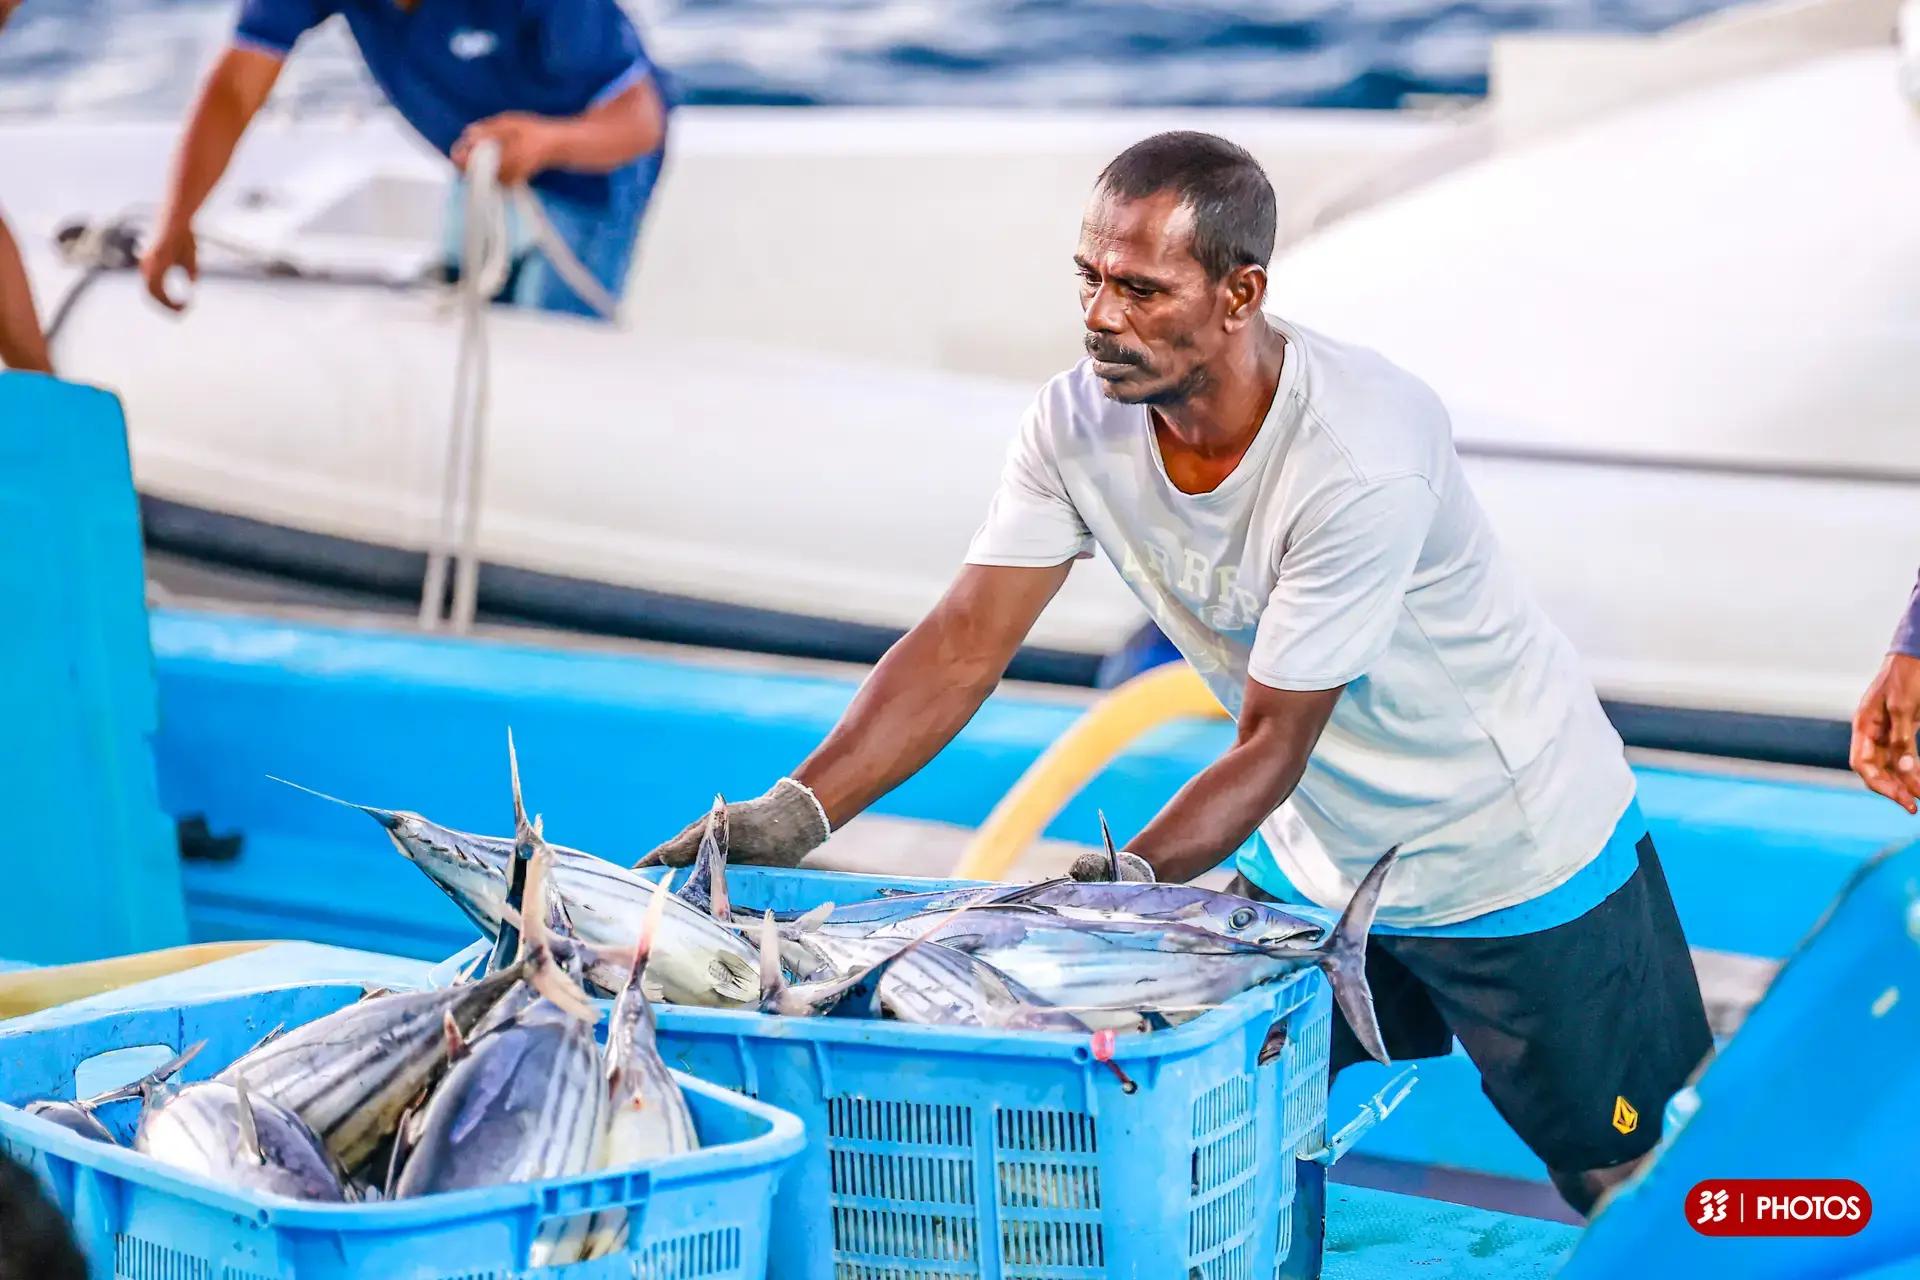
left=135, top=1083, right=347, bottom=1202
left=788, top=933, right=1127, bottom=1033
left=218, top=970, right=521, bottom=1173
left=800, top=884, right=1020, bottom=928
left=394, top=1000, right=608, bottom=1266
left=372, top=811, right=760, bottom=1008
left=996, top=881, right=1324, bottom=947
left=891, top=910, right=1309, bottom=1013
left=584, top=968, right=698, bottom=1260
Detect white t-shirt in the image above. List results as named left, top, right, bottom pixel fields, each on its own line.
left=965, top=316, right=1635, bottom=928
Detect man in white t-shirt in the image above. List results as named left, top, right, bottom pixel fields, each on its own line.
left=642, top=131, right=1710, bottom=1214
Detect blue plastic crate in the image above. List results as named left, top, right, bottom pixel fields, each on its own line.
left=445, top=866, right=1336, bottom=1280
left=0, top=980, right=806, bottom=1280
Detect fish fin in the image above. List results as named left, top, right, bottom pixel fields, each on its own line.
left=90, top=1039, right=207, bottom=1107
left=265, top=775, right=405, bottom=832
left=518, top=817, right=601, bottom=1023
left=1098, top=810, right=1120, bottom=881
left=1308, top=845, right=1399, bottom=1065
left=234, top=1074, right=263, bottom=1165
left=756, top=911, right=785, bottom=1006
left=443, top=1009, right=469, bottom=1062
left=793, top=902, right=834, bottom=932
left=507, top=728, right=534, bottom=846
left=705, top=795, right=732, bottom=922
left=489, top=727, right=536, bottom=975
left=384, top=1095, right=425, bottom=1200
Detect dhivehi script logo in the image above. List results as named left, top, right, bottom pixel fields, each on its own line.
left=449, top=28, right=497, bottom=59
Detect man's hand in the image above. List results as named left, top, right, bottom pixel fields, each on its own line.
left=1067, top=849, right=1155, bottom=882
left=635, top=779, right=831, bottom=869
left=454, top=114, right=561, bottom=186
left=139, top=223, right=197, bottom=312
left=1851, top=652, right=1920, bottom=814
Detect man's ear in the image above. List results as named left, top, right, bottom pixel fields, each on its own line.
left=1223, top=264, right=1267, bottom=329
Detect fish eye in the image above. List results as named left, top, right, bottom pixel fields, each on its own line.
left=1228, top=907, right=1256, bottom=930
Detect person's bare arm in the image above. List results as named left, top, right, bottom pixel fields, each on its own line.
left=637, top=561, right=1073, bottom=866
left=1121, top=677, right=1344, bottom=884
left=452, top=78, right=667, bottom=185
left=139, top=46, right=283, bottom=311
left=0, top=212, right=51, bottom=373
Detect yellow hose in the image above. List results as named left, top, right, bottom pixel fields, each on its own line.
left=0, top=942, right=272, bottom=1022
left=953, top=663, right=1228, bottom=880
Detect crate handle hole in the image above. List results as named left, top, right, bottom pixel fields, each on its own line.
left=74, top=1044, right=178, bottom=1099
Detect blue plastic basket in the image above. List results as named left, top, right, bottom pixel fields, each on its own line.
left=0, top=981, right=806, bottom=1280
left=441, top=866, right=1337, bottom=1280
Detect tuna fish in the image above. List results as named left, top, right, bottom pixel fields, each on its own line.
left=392, top=995, right=607, bottom=1263
left=584, top=884, right=698, bottom=1260
left=218, top=969, right=528, bottom=1173
left=885, top=847, right=1400, bottom=1062
left=135, top=1076, right=348, bottom=1202
left=394, top=819, right=610, bottom=1266
left=24, top=1042, right=205, bottom=1145
left=272, top=766, right=762, bottom=1008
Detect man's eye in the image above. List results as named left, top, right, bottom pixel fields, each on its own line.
left=1126, top=285, right=1154, bottom=301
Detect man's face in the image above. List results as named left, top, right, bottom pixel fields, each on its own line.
left=1075, top=187, right=1232, bottom=406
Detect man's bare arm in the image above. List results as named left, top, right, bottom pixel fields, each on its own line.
left=792, top=561, right=1073, bottom=826
left=0, top=212, right=51, bottom=373
left=1124, top=678, right=1344, bottom=884
left=636, top=561, right=1073, bottom=866
left=140, top=46, right=283, bottom=311
left=452, top=78, right=668, bottom=185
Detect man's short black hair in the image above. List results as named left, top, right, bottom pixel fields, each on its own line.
left=1096, top=132, right=1276, bottom=281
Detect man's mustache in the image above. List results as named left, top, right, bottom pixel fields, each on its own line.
left=1084, top=335, right=1147, bottom=366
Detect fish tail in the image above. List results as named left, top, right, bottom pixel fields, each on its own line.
left=1309, top=845, right=1399, bottom=1065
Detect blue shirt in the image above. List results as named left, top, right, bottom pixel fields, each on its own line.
left=1238, top=796, right=1647, bottom=938
left=1894, top=570, right=1919, bottom=659
left=234, top=0, right=662, bottom=207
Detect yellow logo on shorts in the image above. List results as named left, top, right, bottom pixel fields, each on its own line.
left=1612, top=1096, right=1639, bottom=1135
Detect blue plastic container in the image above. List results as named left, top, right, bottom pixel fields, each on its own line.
left=446, top=866, right=1336, bottom=1280
left=0, top=982, right=806, bottom=1280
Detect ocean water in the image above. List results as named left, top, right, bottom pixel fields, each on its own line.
left=0, top=0, right=1741, bottom=119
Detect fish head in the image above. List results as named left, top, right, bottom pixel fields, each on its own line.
left=385, top=813, right=512, bottom=927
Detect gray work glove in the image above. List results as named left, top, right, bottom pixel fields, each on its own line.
left=1067, top=849, right=1157, bottom=883
left=634, top=778, right=831, bottom=869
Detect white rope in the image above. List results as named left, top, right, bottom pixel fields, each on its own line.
left=418, top=142, right=620, bottom=633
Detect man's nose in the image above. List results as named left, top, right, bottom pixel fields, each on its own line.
left=1083, top=281, right=1125, bottom=334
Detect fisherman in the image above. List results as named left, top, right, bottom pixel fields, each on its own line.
left=1851, top=570, right=1920, bottom=814
left=642, top=131, right=1712, bottom=1216
left=138, top=0, right=669, bottom=318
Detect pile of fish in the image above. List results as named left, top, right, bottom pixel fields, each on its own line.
left=19, top=803, right=696, bottom=1265
left=285, top=732, right=1399, bottom=1063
